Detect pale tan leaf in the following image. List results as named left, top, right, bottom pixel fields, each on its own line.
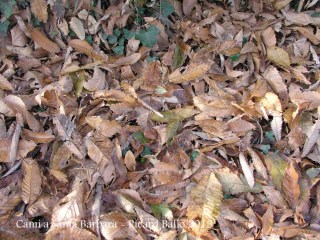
left=85, top=136, right=109, bottom=168
left=158, top=230, right=177, bottom=240
left=247, top=147, right=268, bottom=180
left=271, top=113, right=283, bottom=141
left=22, top=129, right=55, bottom=143
left=168, top=63, right=210, bottom=83
left=183, top=0, right=197, bottom=15
left=267, top=46, right=291, bottom=68
left=263, top=66, right=287, bottom=99
left=262, top=186, right=288, bottom=208
left=0, top=74, right=13, bottom=90
left=49, top=169, right=68, bottom=183
left=262, top=205, right=274, bottom=236
left=239, top=153, right=255, bottom=188
left=290, top=65, right=311, bottom=85
left=83, top=66, right=106, bottom=91
left=262, top=27, right=276, bottom=47
left=260, top=92, right=282, bottom=114
left=124, top=150, right=136, bottom=171
left=301, top=120, right=320, bottom=157
left=10, top=25, right=27, bottom=47
left=26, top=25, right=60, bottom=53
left=186, top=173, right=222, bottom=236
left=85, top=116, right=122, bottom=138
left=21, top=158, right=42, bottom=204
left=31, top=0, right=48, bottom=23
left=111, top=53, right=141, bottom=67
left=17, top=139, right=37, bottom=160
left=46, top=227, right=97, bottom=240
left=282, top=162, right=300, bottom=208
left=215, top=168, right=262, bottom=194
left=69, top=17, right=85, bottom=40
left=273, top=0, right=293, bottom=10
left=100, top=212, right=143, bottom=240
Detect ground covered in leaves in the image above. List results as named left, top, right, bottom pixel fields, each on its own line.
left=1, top=0, right=320, bottom=239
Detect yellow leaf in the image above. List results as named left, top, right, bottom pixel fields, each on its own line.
left=264, top=152, right=288, bottom=191
left=273, top=0, right=293, bottom=10
left=31, top=0, right=48, bottom=23
left=150, top=106, right=195, bottom=123
left=186, top=173, right=222, bottom=236
left=267, top=46, right=291, bottom=68
left=22, top=158, right=42, bottom=204
left=168, top=63, right=210, bottom=83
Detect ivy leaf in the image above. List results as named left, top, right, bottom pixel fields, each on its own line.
left=0, top=19, right=10, bottom=37
left=123, top=28, right=135, bottom=40
left=0, top=0, right=16, bottom=18
left=161, top=0, right=175, bottom=18
left=112, top=45, right=124, bottom=56
left=135, top=25, right=160, bottom=48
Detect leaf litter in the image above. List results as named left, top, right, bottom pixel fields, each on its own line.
left=0, top=0, right=320, bottom=239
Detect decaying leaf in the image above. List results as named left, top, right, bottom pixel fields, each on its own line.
left=168, top=63, right=211, bottom=83
left=239, top=153, right=255, bottom=188
left=69, top=17, right=86, bottom=40
left=21, top=158, right=42, bottom=205
left=282, top=162, right=300, bottom=208
left=85, top=116, right=122, bottom=138
left=186, top=173, right=222, bottom=236
left=267, top=46, right=291, bottom=68
left=264, top=152, right=288, bottom=191
left=26, top=26, right=60, bottom=53
left=31, top=0, right=48, bottom=23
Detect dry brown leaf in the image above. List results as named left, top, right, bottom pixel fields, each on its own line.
left=85, top=116, right=122, bottom=138
left=10, top=25, right=27, bottom=47
left=69, top=17, right=85, bottom=40
left=186, top=173, right=222, bottom=236
left=262, top=27, right=276, bottom=47
left=22, top=129, right=55, bottom=143
left=111, top=53, right=141, bottom=66
left=31, top=0, right=48, bottom=23
left=282, top=162, right=300, bottom=208
left=85, top=136, right=109, bottom=168
left=0, top=74, right=13, bottom=90
left=262, top=186, right=288, bottom=208
left=267, top=46, right=291, bottom=68
left=26, top=26, right=60, bottom=53
left=169, top=63, right=211, bottom=83
left=274, top=0, right=293, bottom=10
left=247, top=147, right=268, bottom=180
left=301, top=120, right=320, bottom=158
left=263, top=66, right=287, bottom=99
left=83, top=66, right=106, bottom=91
left=262, top=205, right=274, bottom=236
left=69, top=39, right=103, bottom=60
left=124, top=150, right=136, bottom=171
left=21, top=158, right=42, bottom=205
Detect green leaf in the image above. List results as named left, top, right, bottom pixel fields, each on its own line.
left=259, top=144, right=271, bottom=155
left=172, top=45, right=184, bottom=70
left=85, top=35, right=93, bottom=45
left=161, top=0, right=175, bottom=18
left=113, top=28, right=121, bottom=37
left=190, top=150, right=199, bottom=161
left=141, top=146, right=152, bottom=157
left=0, top=0, right=16, bottom=18
left=118, top=37, right=125, bottom=46
left=265, top=131, right=275, bottom=142
left=108, top=35, right=118, bottom=44
left=112, top=46, right=124, bottom=55
left=135, top=25, right=160, bottom=48
left=146, top=56, right=158, bottom=63
left=155, top=86, right=167, bottom=95
left=123, top=28, right=135, bottom=40
left=230, top=53, right=240, bottom=61
left=151, top=204, right=173, bottom=220
left=133, top=131, right=148, bottom=144
left=0, top=19, right=10, bottom=37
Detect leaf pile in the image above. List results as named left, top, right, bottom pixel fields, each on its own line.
left=1, top=0, right=320, bottom=239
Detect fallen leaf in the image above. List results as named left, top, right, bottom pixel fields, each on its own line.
left=267, top=46, right=291, bottom=68
left=31, top=0, right=48, bottom=23
left=21, top=158, right=42, bottom=204
left=85, top=116, right=122, bottom=138
left=239, top=153, right=255, bottom=188
left=168, top=63, right=211, bottom=83
left=69, top=17, right=85, bottom=40
left=282, top=162, right=300, bottom=208
left=186, top=173, right=222, bottom=236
